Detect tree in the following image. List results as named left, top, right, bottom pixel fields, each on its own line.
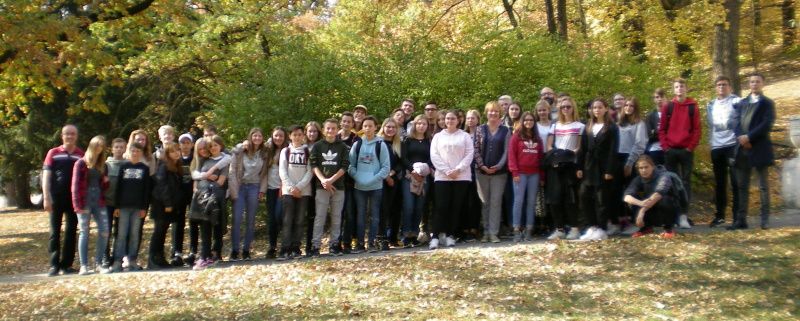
left=783, top=0, right=796, bottom=48
left=545, top=0, right=558, bottom=35
left=557, top=0, right=568, bottom=40
left=713, top=0, right=743, bottom=95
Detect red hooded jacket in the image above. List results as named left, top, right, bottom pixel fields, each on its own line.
left=658, top=97, right=702, bottom=151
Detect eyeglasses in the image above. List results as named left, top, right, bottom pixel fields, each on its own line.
left=523, top=118, right=535, bottom=122
left=560, top=105, right=573, bottom=109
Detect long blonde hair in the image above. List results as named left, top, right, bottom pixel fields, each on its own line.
left=408, top=115, right=430, bottom=140
left=378, top=118, right=403, bottom=155
left=84, top=135, right=107, bottom=170
left=557, top=96, right=581, bottom=124
left=189, top=137, right=208, bottom=173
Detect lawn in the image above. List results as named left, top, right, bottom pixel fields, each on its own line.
left=0, top=220, right=796, bottom=320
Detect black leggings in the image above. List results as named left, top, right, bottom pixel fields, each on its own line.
left=579, top=181, right=617, bottom=229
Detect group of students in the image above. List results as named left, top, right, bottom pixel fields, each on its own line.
left=41, top=73, right=776, bottom=275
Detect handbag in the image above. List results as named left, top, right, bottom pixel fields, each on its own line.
left=190, top=184, right=220, bottom=224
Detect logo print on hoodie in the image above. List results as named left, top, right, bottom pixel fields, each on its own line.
left=321, top=150, right=338, bottom=166
left=123, top=168, right=144, bottom=180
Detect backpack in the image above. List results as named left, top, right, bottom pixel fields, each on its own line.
left=662, top=170, right=689, bottom=213
left=663, top=102, right=696, bottom=133
left=352, top=139, right=383, bottom=169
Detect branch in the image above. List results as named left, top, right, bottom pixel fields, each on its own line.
left=426, top=0, right=468, bottom=38
left=0, top=49, right=17, bottom=67
left=85, top=0, right=156, bottom=23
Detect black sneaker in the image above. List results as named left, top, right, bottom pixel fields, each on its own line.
left=366, top=244, right=378, bottom=253
left=328, top=246, right=342, bottom=256
left=307, top=248, right=320, bottom=258
left=380, top=241, right=390, bottom=251
left=61, top=267, right=78, bottom=275
left=242, top=250, right=251, bottom=261
left=47, top=267, right=59, bottom=277
left=351, top=244, right=365, bottom=254
left=710, top=217, right=725, bottom=228
left=266, top=248, right=277, bottom=259
left=229, top=251, right=240, bottom=262
left=170, top=255, right=184, bottom=267
left=342, top=246, right=352, bottom=255
left=292, top=250, right=303, bottom=260
left=276, top=250, right=289, bottom=261
left=185, top=253, right=196, bottom=267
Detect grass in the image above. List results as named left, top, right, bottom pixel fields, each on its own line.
left=0, top=221, right=797, bottom=320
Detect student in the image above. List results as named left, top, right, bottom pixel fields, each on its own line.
left=172, top=133, right=194, bottom=266
left=645, top=88, right=666, bottom=165
left=155, top=125, right=176, bottom=160
left=616, top=98, right=648, bottom=235
left=71, top=135, right=110, bottom=275
left=429, top=110, right=474, bottom=249
left=186, top=138, right=209, bottom=267
left=658, top=78, right=701, bottom=229
left=391, top=108, right=408, bottom=139
left=545, top=96, right=585, bottom=240
left=611, top=93, right=625, bottom=122
left=460, top=110, right=482, bottom=242
left=348, top=116, right=391, bottom=253
left=228, top=128, right=269, bottom=261
left=503, top=101, right=522, bottom=129
left=338, top=112, right=361, bottom=254
left=624, top=155, right=677, bottom=238
left=189, top=136, right=228, bottom=270
left=423, top=102, right=439, bottom=138
left=474, top=101, right=510, bottom=243
left=507, top=112, right=544, bottom=242
left=377, top=118, right=404, bottom=250
left=111, top=142, right=151, bottom=272
left=533, top=100, right=554, bottom=235
left=400, top=99, right=416, bottom=129
left=103, top=138, right=126, bottom=268
left=309, top=119, right=350, bottom=257
left=147, top=142, right=183, bottom=269
left=278, top=125, right=313, bottom=260
left=304, top=122, right=322, bottom=254
left=42, top=124, right=84, bottom=276
left=265, top=127, right=288, bottom=258
left=731, top=73, right=775, bottom=230
left=436, top=112, right=446, bottom=134
left=124, top=129, right=155, bottom=267
left=577, top=98, right=619, bottom=241
left=707, top=76, right=741, bottom=228
left=353, top=105, right=367, bottom=132
left=401, top=115, right=432, bottom=247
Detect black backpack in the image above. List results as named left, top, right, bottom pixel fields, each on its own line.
left=663, top=170, right=689, bottom=213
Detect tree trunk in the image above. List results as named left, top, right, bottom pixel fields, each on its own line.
left=574, top=0, right=588, bottom=38
left=783, top=0, right=796, bottom=48
left=14, top=172, right=33, bottom=209
left=750, top=0, right=762, bottom=70
left=502, top=0, right=524, bottom=39
left=556, top=0, right=568, bottom=40
left=622, top=0, right=647, bottom=61
left=713, top=0, right=742, bottom=95
left=545, top=0, right=557, bottom=35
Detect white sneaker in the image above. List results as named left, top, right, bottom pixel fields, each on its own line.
left=445, top=236, right=456, bottom=247
left=565, top=228, right=580, bottom=240
left=438, top=233, right=447, bottom=241
left=579, top=227, right=597, bottom=240
left=547, top=230, right=566, bottom=240
left=429, top=238, right=439, bottom=250
left=121, top=257, right=129, bottom=269
left=678, top=214, right=692, bottom=229
left=97, top=265, right=111, bottom=274
left=590, top=228, right=608, bottom=240
left=606, top=223, right=620, bottom=236
left=78, top=265, right=92, bottom=275
left=621, top=225, right=639, bottom=235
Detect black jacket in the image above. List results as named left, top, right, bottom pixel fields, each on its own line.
left=734, top=95, right=775, bottom=168
left=578, top=122, right=620, bottom=186
left=644, top=110, right=660, bottom=150
left=150, top=163, right=182, bottom=221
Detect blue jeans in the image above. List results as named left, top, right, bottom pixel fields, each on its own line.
left=266, top=188, right=283, bottom=250
left=401, top=178, right=428, bottom=238
left=115, top=208, right=142, bottom=262
left=512, top=174, right=540, bottom=229
left=231, top=183, right=260, bottom=252
left=354, top=189, right=383, bottom=245
left=78, top=205, right=109, bottom=267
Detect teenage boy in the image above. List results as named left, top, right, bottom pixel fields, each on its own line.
left=707, top=76, right=741, bottom=227
left=353, top=105, right=367, bottom=133
left=730, top=73, right=775, bottom=230
left=103, top=138, right=127, bottom=268
left=310, top=119, right=350, bottom=256
left=658, top=78, right=701, bottom=229
left=645, top=88, right=666, bottom=165
left=278, top=125, right=313, bottom=260
left=423, top=102, right=439, bottom=137
left=172, top=133, right=194, bottom=265
left=112, top=143, right=151, bottom=272
left=338, top=112, right=361, bottom=253
left=400, top=99, right=415, bottom=129
left=155, top=125, right=176, bottom=160
left=42, top=124, right=84, bottom=276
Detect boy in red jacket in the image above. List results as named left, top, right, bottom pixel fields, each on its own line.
left=658, top=78, right=701, bottom=229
